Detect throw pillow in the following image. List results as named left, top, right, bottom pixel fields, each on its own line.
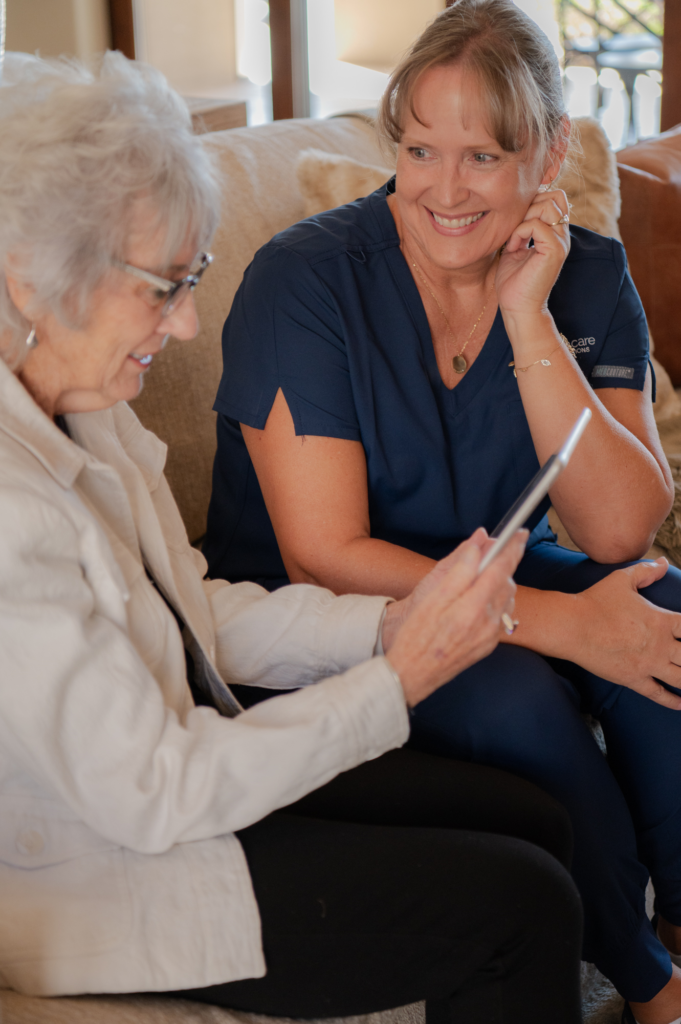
left=297, top=149, right=393, bottom=219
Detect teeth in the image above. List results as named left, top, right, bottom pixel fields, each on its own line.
left=433, top=211, right=485, bottom=228
left=131, top=353, right=153, bottom=366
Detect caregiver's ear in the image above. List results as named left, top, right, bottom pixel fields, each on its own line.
left=540, top=115, right=572, bottom=186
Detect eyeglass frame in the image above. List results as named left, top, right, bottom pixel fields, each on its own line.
left=112, top=252, right=214, bottom=317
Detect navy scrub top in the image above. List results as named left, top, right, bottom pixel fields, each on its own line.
left=203, top=180, right=651, bottom=591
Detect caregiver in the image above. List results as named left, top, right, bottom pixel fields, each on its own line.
left=203, top=1, right=681, bottom=1022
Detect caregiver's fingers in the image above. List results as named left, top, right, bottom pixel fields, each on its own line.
left=527, top=187, right=569, bottom=221
left=505, top=215, right=570, bottom=256
left=635, top=677, right=681, bottom=710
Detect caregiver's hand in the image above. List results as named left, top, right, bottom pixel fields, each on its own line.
left=381, top=528, right=527, bottom=708
left=565, top=559, right=681, bottom=709
left=495, top=188, right=571, bottom=324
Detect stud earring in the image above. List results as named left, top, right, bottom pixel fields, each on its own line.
left=26, top=325, right=37, bottom=349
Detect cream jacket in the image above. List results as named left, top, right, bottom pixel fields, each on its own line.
left=0, top=359, right=409, bottom=997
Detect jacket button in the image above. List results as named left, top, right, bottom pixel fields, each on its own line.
left=16, top=829, right=45, bottom=856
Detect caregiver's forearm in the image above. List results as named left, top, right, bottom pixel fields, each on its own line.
left=285, top=535, right=436, bottom=600
left=505, top=311, right=672, bottom=561
left=501, top=584, right=580, bottom=657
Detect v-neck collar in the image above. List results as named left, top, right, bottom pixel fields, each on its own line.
left=370, top=182, right=513, bottom=418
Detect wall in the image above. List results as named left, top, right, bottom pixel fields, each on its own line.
left=5, top=0, right=110, bottom=59
left=134, top=0, right=237, bottom=95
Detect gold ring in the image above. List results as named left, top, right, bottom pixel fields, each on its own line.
left=501, top=613, right=519, bottom=635
left=549, top=213, right=569, bottom=227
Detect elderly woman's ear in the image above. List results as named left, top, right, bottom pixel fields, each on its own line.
left=3, top=270, right=34, bottom=320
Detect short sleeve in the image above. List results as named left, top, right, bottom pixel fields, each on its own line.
left=213, top=244, right=361, bottom=442
left=586, top=241, right=649, bottom=393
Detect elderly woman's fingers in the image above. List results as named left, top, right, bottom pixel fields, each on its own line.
left=380, top=528, right=498, bottom=654
left=383, top=528, right=525, bottom=665
left=400, top=527, right=489, bottom=610
left=388, top=532, right=524, bottom=707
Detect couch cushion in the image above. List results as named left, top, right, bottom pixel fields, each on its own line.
left=297, top=149, right=393, bottom=219
left=130, top=116, right=388, bottom=544
left=0, top=990, right=423, bottom=1024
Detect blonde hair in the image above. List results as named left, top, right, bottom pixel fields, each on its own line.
left=378, top=0, right=569, bottom=166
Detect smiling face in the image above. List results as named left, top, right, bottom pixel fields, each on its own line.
left=11, top=203, right=200, bottom=418
left=393, top=62, right=559, bottom=276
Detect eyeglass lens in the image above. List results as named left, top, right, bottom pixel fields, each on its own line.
left=162, top=281, right=190, bottom=317
left=161, top=256, right=211, bottom=316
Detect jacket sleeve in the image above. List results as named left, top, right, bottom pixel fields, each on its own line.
left=0, top=488, right=409, bottom=855
left=204, top=574, right=393, bottom=688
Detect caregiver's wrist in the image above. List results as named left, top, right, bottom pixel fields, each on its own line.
left=501, top=309, right=557, bottom=354
left=542, top=591, right=588, bottom=661
left=509, top=588, right=583, bottom=660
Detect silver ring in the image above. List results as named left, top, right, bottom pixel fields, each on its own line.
left=501, top=613, right=519, bottom=635
left=549, top=213, right=570, bottom=227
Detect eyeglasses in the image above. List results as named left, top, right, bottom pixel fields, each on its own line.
left=112, top=252, right=214, bottom=317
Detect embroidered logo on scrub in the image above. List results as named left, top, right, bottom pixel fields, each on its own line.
left=591, top=365, right=635, bottom=380
left=570, top=336, right=596, bottom=355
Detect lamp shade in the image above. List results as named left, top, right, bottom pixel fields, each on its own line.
left=334, top=0, right=445, bottom=74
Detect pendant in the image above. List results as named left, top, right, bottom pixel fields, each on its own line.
left=452, top=354, right=467, bottom=374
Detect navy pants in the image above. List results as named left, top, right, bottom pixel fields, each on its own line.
left=408, top=540, right=681, bottom=1003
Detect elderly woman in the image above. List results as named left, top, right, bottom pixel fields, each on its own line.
left=0, top=50, right=583, bottom=1024
left=203, top=1, right=681, bottom=1021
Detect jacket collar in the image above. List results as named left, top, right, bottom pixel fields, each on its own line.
left=0, top=357, right=86, bottom=489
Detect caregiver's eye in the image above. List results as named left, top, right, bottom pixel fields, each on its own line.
left=472, top=153, right=496, bottom=164
left=408, top=147, right=430, bottom=160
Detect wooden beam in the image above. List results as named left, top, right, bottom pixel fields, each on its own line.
left=269, top=0, right=294, bottom=119
left=269, top=0, right=309, bottom=120
left=109, top=0, right=135, bottom=60
left=662, top=1, right=681, bottom=131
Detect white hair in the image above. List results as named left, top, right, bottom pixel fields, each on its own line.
left=0, top=51, right=221, bottom=369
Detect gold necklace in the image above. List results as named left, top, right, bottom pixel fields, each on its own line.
left=407, top=250, right=489, bottom=375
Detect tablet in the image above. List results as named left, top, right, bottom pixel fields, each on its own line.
left=477, top=407, right=592, bottom=575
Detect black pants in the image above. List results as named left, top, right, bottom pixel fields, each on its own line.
left=168, top=748, right=583, bottom=1024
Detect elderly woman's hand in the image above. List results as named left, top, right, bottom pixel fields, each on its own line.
left=560, top=559, right=681, bottom=709
left=495, top=188, right=571, bottom=324
left=381, top=528, right=527, bottom=707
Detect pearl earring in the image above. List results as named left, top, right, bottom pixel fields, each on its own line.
left=26, top=326, right=37, bottom=349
